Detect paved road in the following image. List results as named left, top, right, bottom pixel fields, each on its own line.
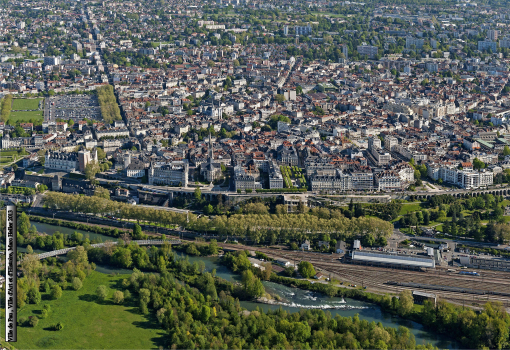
left=137, top=204, right=189, bottom=214
left=44, top=97, right=53, bottom=122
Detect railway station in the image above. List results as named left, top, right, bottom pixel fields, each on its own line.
left=350, top=251, right=436, bottom=269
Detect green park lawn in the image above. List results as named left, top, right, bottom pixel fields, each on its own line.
left=8, top=110, right=43, bottom=123
left=398, top=203, right=424, bottom=216
left=1, top=150, right=24, bottom=156
left=12, top=98, right=42, bottom=110
left=0, top=155, right=20, bottom=165
left=1, top=271, right=165, bottom=349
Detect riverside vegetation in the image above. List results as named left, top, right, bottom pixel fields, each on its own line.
left=222, top=249, right=510, bottom=349
left=14, top=239, right=510, bottom=349
left=15, top=241, right=435, bottom=350
left=44, top=192, right=394, bottom=245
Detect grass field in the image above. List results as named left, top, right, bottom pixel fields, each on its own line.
left=0, top=150, right=24, bottom=156
left=12, top=98, right=42, bottom=110
left=9, top=110, right=43, bottom=123
left=398, top=203, right=425, bottom=216
left=1, top=271, right=165, bottom=349
left=0, top=155, right=20, bottom=165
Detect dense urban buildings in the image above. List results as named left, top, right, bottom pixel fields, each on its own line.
left=4, top=1, right=510, bottom=349
left=1, top=0, right=510, bottom=196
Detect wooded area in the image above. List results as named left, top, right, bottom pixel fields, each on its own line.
left=96, top=85, right=122, bottom=124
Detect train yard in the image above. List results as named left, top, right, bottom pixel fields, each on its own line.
left=219, top=244, right=510, bottom=307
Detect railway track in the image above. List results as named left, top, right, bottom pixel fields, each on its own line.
left=320, top=265, right=510, bottom=304
left=219, top=243, right=510, bottom=304
left=242, top=247, right=510, bottom=301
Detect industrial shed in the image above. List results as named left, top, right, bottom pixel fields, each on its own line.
left=460, top=256, right=510, bottom=271
left=351, top=251, right=436, bottom=269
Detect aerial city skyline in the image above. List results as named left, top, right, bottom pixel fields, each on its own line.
left=1, top=0, right=510, bottom=349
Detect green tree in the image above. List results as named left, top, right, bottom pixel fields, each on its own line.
left=200, top=305, right=211, bottom=322
left=298, top=261, right=316, bottom=278
left=285, top=266, right=295, bottom=277
left=438, top=210, right=447, bottom=222
left=29, top=316, right=39, bottom=327
left=504, top=145, right=510, bottom=156
left=423, top=211, right=430, bottom=225
left=204, top=204, right=214, bottom=214
left=85, top=160, right=101, bottom=181
left=132, top=224, right=144, bottom=239
left=398, top=290, right=414, bottom=316
left=113, top=290, right=124, bottom=304
left=72, top=277, right=83, bottom=291
left=41, top=309, right=49, bottom=319
left=96, top=285, right=108, bottom=301
left=241, top=270, right=265, bottom=298
left=51, top=285, right=62, bottom=300
left=27, top=287, right=41, bottom=304
left=473, top=157, right=485, bottom=170
left=112, top=247, right=133, bottom=268
left=275, top=94, right=285, bottom=103
left=194, top=187, right=202, bottom=202
left=67, top=246, right=88, bottom=265
left=94, top=186, right=110, bottom=199
left=18, top=212, right=30, bottom=236
left=96, top=147, right=106, bottom=160
left=324, top=284, right=337, bottom=297
left=139, top=288, right=151, bottom=304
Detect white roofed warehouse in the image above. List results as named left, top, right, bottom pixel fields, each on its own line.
left=350, top=251, right=435, bottom=270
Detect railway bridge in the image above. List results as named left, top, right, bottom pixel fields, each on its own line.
left=412, top=187, right=510, bottom=200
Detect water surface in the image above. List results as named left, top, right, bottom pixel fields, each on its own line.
left=33, top=221, right=116, bottom=243
left=23, top=223, right=459, bottom=348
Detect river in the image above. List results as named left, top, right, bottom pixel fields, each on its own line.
left=32, top=222, right=117, bottom=243
left=173, top=252, right=458, bottom=349
left=23, top=223, right=457, bottom=348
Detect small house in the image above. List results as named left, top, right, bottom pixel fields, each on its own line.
left=301, top=240, right=311, bottom=250
left=275, top=258, right=291, bottom=267
left=314, top=272, right=324, bottom=279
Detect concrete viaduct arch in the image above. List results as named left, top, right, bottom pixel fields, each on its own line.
left=413, top=188, right=510, bottom=201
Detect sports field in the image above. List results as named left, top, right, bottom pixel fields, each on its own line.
left=8, top=110, right=43, bottom=123
left=12, top=98, right=42, bottom=110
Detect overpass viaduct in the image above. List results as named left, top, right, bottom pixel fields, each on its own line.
left=135, top=183, right=510, bottom=202
left=409, top=187, right=510, bottom=200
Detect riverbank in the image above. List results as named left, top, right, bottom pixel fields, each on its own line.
left=175, top=251, right=459, bottom=349
left=21, top=227, right=459, bottom=350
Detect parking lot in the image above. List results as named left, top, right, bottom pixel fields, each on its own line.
left=46, top=95, right=101, bottom=121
